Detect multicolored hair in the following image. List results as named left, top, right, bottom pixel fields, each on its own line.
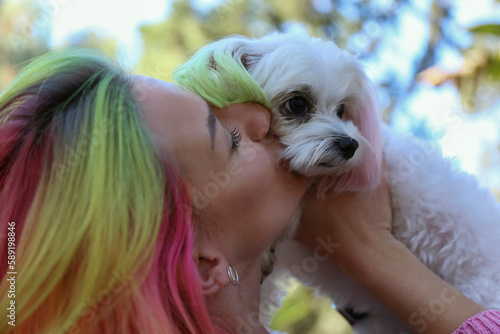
left=0, top=49, right=220, bottom=333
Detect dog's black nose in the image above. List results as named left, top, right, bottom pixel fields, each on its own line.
left=336, top=137, right=359, bottom=159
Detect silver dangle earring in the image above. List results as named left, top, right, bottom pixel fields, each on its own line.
left=226, top=265, right=239, bottom=286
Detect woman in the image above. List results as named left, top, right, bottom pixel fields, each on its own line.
left=0, top=48, right=498, bottom=334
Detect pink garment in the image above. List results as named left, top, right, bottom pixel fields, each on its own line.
left=452, top=310, right=500, bottom=334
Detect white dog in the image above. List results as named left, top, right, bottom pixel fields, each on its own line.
left=176, top=33, right=500, bottom=334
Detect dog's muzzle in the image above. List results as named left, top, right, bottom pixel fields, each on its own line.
left=317, top=137, right=359, bottom=168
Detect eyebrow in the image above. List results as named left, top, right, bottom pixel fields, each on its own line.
left=206, top=102, right=216, bottom=151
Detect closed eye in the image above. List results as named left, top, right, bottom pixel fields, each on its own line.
left=227, top=127, right=241, bottom=151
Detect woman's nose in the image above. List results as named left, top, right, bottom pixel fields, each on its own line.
left=216, top=103, right=271, bottom=141
left=241, top=103, right=271, bottom=141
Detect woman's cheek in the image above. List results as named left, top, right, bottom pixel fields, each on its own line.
left=237, top=140, right=259, bottom=163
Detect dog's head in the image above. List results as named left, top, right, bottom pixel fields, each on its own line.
left=177, top=33, right=383, bottom=194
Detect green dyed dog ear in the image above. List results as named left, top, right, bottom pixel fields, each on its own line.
left=173, top=44, right=270, bottom=109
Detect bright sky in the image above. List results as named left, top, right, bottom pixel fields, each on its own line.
left=46, top=0, right=171, bottom=62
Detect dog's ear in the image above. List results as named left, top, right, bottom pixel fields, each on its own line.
left=320, top=78, right=383, bottom=195
left=342, top=80, right=383, bottom=192
left=207, top=40, right=262, bottom=72
left=239, top=52, right=262, bottom=71
left=350, top=82, right=383, bottom=187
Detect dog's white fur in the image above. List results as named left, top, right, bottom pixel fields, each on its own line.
left=200, top=33, right=500, bottom=333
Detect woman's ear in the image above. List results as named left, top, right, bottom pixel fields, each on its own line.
left=194, top=244, right=231, bottom=295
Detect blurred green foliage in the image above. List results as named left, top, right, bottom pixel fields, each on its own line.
left=65, top=29, right=119, bottom=57
left=271, top=281, right=352, bottom=334
left=0, top=0, right=49, bottom=89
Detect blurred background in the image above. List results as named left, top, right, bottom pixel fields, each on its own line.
left=1, top=0, right=499, bottom=332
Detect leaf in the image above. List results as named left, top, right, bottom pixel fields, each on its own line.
left=469, top=24, right=500, bottom=36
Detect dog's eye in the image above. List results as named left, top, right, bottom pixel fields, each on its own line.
left=337, top=103, right=345, bottom=119
left=285, top=97, right=309, bottom=115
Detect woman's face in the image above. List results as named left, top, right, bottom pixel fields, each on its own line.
left=134, top=76, right=307, bottom=261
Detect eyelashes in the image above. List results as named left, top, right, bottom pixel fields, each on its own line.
left=227, top=127, right=242, bottom=150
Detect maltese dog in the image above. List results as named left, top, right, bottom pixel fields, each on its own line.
left=176, top=33, right=500, bottom=334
